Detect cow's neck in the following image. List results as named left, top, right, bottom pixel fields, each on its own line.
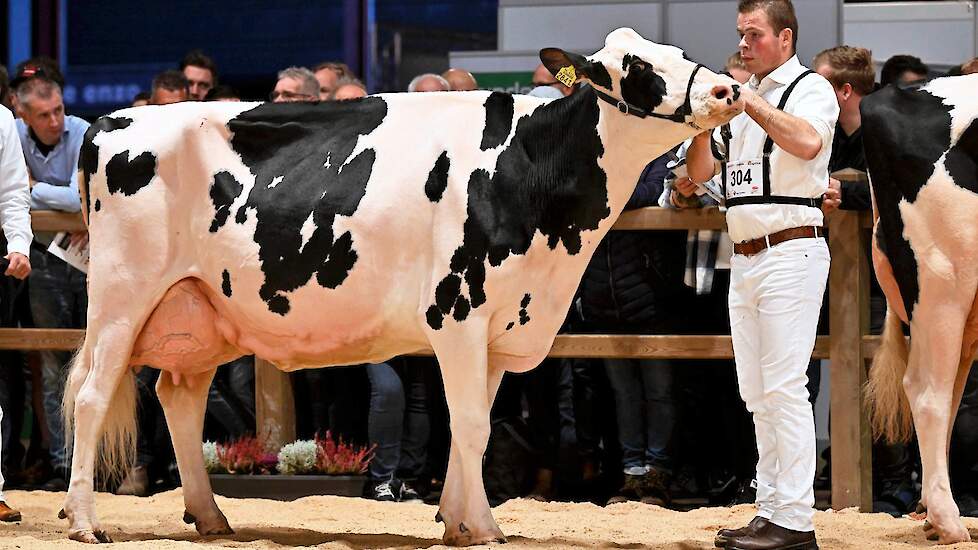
left=591, top=91, right=696, bottom=221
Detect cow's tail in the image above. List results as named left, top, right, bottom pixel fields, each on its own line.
left=63, top=340, right=138, bottom=485
left=865, top=307, right=913, bottom=443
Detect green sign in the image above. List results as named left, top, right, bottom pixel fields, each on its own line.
left=474, top=71, right=534, bottom=94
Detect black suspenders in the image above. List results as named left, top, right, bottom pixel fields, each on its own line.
left=721, top=70, right=823, bottom=209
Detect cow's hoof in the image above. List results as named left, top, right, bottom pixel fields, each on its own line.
left=435, top=511, right=444, bottom=523
left=194, top=514, right=234, bottom=536
left=183, top=511, right=196, bottom=524
left=69, top=529, right=113, bottom=544
left=58, top=508, right=67, bottom=520
left=443, top=522, right=507, bottom=546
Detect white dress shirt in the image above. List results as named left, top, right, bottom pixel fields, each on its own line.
left=0, top=107, right=34, bottom=257
left=722, top=55, right=839, bottom=244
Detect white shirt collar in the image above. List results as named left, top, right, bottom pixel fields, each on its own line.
left=748, top=55, right=804, bottom=93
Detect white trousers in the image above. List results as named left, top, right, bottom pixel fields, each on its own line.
left=729, top=237, right=829, bottom=532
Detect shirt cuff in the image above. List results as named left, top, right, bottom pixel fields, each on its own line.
left=6, top=237, right=31, bottom=257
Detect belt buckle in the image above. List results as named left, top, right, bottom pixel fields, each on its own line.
left=763, top=234, right=771, bottom=250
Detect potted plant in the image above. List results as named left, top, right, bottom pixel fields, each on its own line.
left=206, top=432, right=374, bottom=500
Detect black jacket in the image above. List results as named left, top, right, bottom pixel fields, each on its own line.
left=578, top=156, right=686, bottom=332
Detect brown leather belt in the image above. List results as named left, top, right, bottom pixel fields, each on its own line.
left=733, top=225, right=823, bottom=257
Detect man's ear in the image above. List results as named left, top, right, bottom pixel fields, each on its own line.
left=539, top=48, right=613, bottom=90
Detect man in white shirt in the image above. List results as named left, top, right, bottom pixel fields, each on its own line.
left=686, top=2, right=839, bottom=549
left=0, top=92, right=34, bottom=523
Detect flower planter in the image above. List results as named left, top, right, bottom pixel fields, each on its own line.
left=209, top=474, right=368, bottom=501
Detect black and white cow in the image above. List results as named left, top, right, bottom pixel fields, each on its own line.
left=863, top=74, right=978, bottom=544
left=61, top=28, right=742, bottom=545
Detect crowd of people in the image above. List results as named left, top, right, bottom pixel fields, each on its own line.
left=0, top=4, right=975, bottom=544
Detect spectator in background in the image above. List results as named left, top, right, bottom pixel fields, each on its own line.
left=579, top=154, right=685, bottom=507
left=532, top=64, right=574, bottom=97
left=962, top=57, right=978, bottom=75
left=442, top=68, right=478, bottom=91
left=131, top=91, right=151, bottom=107
left=328, top=79, right=367, bottom=101
left=205, top=85, right=240, bottom=101
left=180, top=50, right=218, bottom=101
left=13, top=68, right=89, bottom=492
left=313, top=61, right=354, bottom=100
left=880, top=54, right=929, bottom=86
left=725, top=51, right=751, bottom=84
left=150, top=70, right=190, bottom=105
left=271, top=67, right=319, bottom=103
left=0, top=65, right=11, bottom=110
left=10, top=58, right=64, bottom=113
left=407, top=73, right=451, bottom=92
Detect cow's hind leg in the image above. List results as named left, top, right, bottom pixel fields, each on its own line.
left=156, top=368, right=233, bottom=536
left=62, top=326, right=138, bottom=544
left=430, top=324, right=505, bottom=546
left=906, top=282, right=973, bottom=544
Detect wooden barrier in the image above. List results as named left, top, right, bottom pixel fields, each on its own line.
left=11, top=174, right=876, bottom=510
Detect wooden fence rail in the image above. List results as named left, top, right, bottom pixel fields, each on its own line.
left=10, top=173, right=875, bottom=510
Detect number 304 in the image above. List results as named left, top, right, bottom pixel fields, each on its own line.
left=731, top=169, right=753, bottom=186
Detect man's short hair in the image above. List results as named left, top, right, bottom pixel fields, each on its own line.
left=961, top=57, right=978, bottom=75
left=407, top=73, right=451, bottom=92
left=880, top=54, right=929, bottom=87
left=327, top=77, right=368, bottom=100
left=313, top=61, right=355, bottom=80
left=813, top=46, right=875, bottom=96
left=180, top=50, right=219, bottom=83
left=725, top=52, right=747, bottom=72
left=132, top=90, right=151, bottom=103
left=277, top=66, right=320, bottom=98
left=206, top=84, right=240, bottom=101
left=153, top=70, right=190, bottom=93
left=737, top=0, right=799, bottom=51
left=15, top=76, right=62, bottom=109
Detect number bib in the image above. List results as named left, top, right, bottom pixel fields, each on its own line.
left=725, top=158, right=764, bottom=201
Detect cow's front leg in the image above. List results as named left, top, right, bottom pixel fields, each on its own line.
left=431, top=327, right=505, bottom=546
left=156, top=369, right=233, bottom=536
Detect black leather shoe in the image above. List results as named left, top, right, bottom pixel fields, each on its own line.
left=715, top=516, right=769, bottom=547
left=724, top=521, right=818, bottom=550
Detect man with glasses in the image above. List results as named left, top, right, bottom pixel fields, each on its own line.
left=271, top=67, right=319, bottom=103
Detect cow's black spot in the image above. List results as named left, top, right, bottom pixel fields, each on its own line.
left=428, top=87, right=608, bottom=329
left=861, top=84, right=955, bottom=320
left=209, top=171, right=244, bottom=232
left=585, top=62, right=613, bottom=91
left=93, top=199, right=101, bottom=212
left=944, top=118, right=978, bottom=196
left=105, top=150, right=157, bottom=196
left=228, top=98, right=388, bottom=315
left=79, top=116, right=134, bottom=217
left=519, top=309, right=530, bottom=326
left=426, top=305, right=444, bottom=330
left=267, top=294, right=290, bottom=316
left=520, top=293, right=531, bottom=308
left=620, top=54, right=667, bottom=113
left=235, top=206, right=248, bottom=224
left=452, top=296, right=470, bottom=321
left=425, top=151, right=451, bottom=202
left=221, top=269, right=232, bottom=297
left=481, top=92, right=514, bottom=150
left=505, top=321, right=514, bottom=331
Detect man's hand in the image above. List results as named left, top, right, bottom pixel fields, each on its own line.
left=674, top=176, right=698, bottom=198
left=5, top=252, right=31, bottom=280
left=69, top=231, right=89, bottom=249
left=821, top=177, right=841, bottom=215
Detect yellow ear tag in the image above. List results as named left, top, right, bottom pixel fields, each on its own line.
left=555, top=65, right=577, bottom=87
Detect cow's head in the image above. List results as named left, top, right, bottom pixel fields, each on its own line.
left=541, top=28, right=743, bottom=135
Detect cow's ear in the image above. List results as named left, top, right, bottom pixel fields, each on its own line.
left=539, top=48, right=613, bottom=90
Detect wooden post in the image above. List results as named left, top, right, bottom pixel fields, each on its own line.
left=254, top=359, right=295, bottom=450
left=828, top=208, right=873, bottom=510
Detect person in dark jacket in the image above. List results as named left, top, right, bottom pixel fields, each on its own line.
left=578, top=154, right=686, bottom=506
